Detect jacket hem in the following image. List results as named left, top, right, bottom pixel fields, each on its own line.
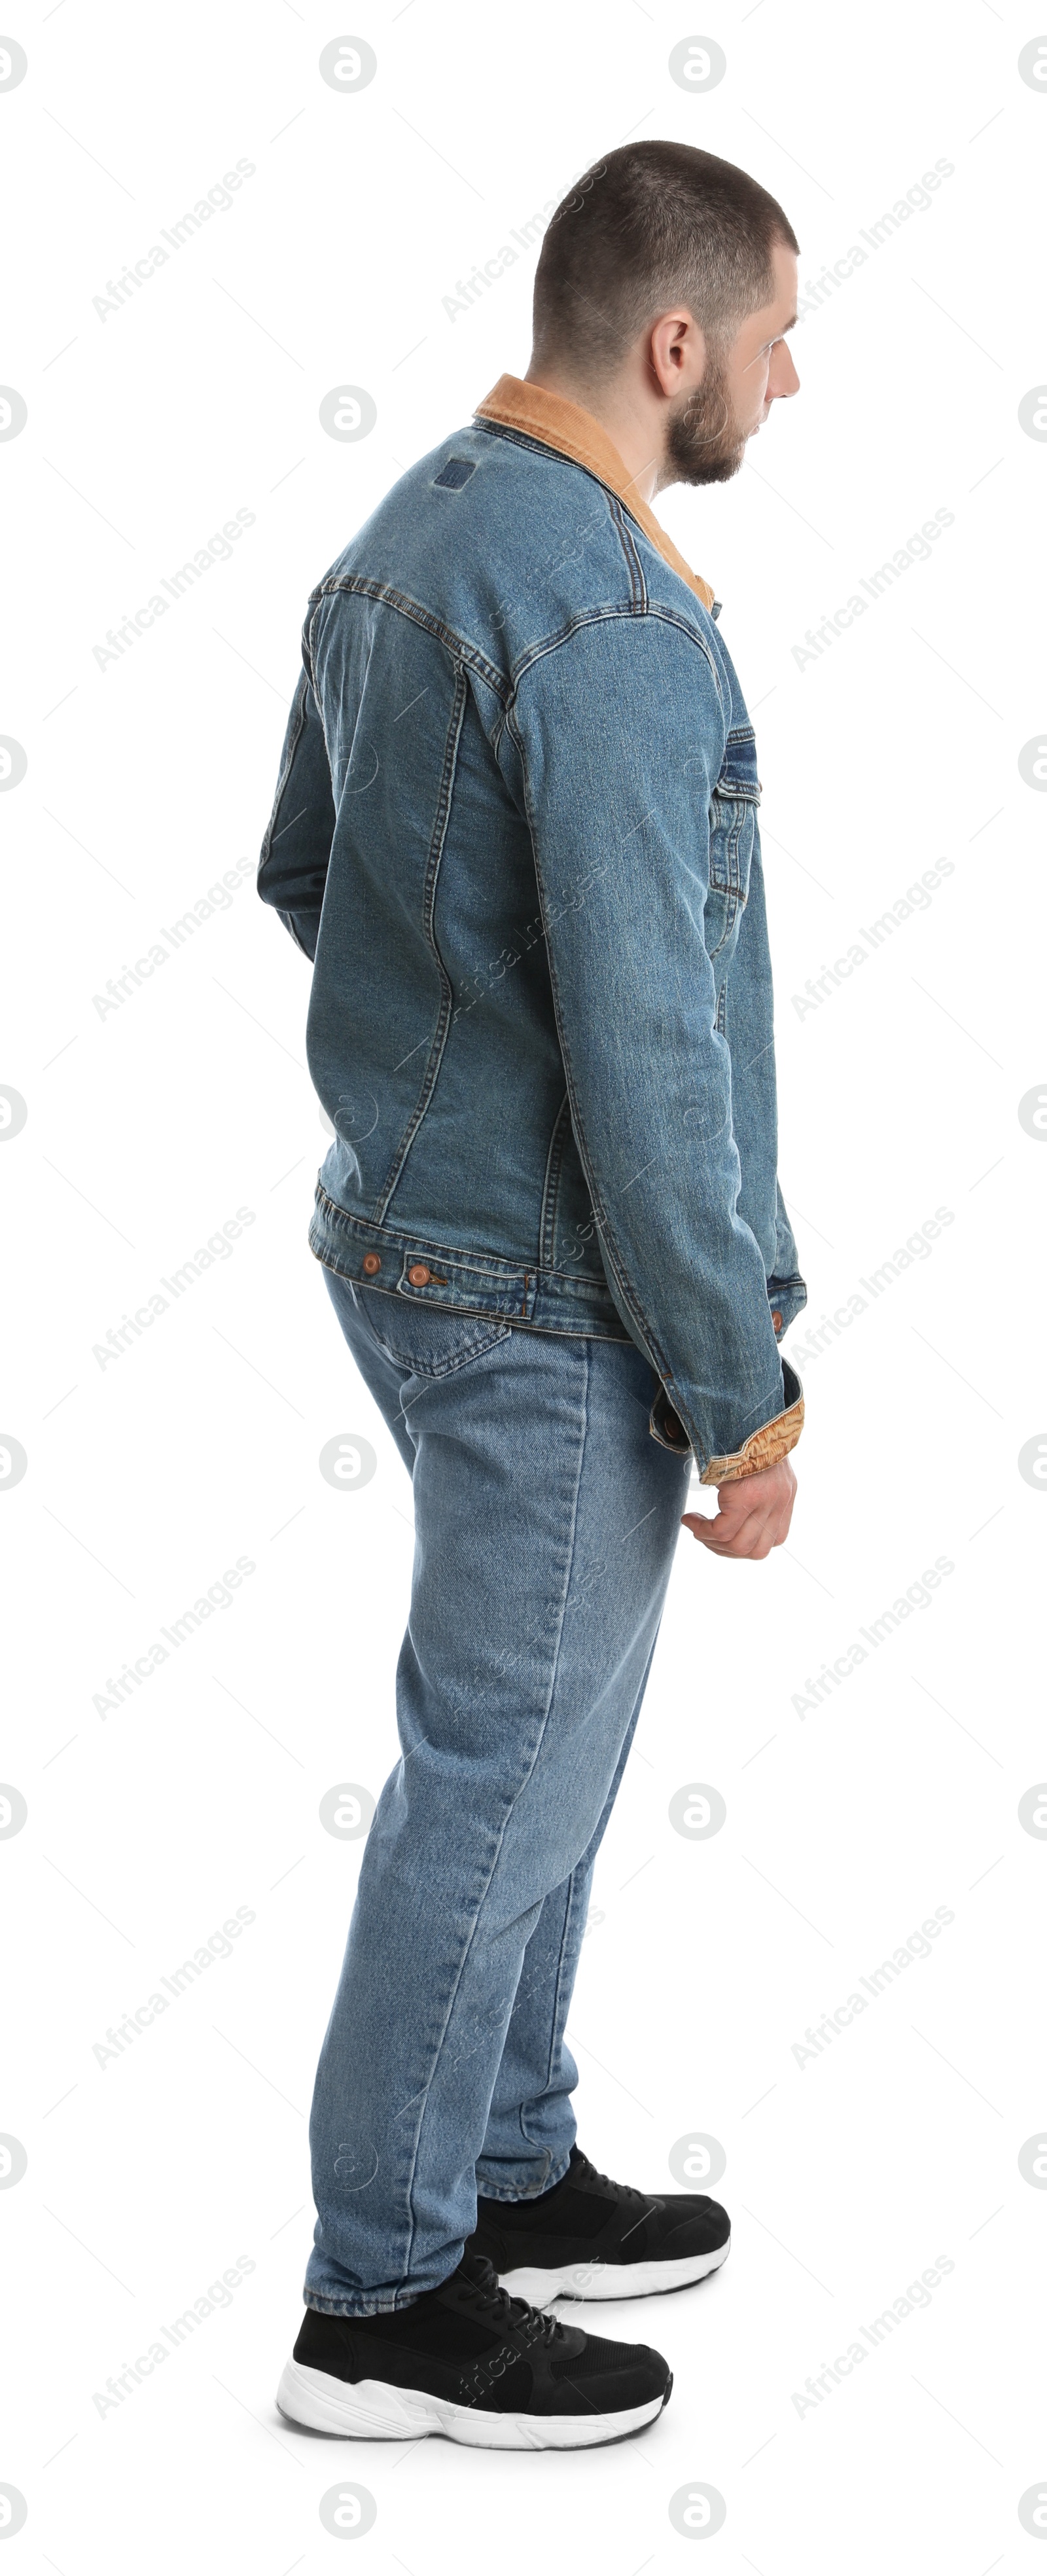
left=308, top=1180, right=633, bottom=1340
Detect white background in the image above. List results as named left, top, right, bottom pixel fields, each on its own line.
left=1, top=1, right=1043, bottom=2569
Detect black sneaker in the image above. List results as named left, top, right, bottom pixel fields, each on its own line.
left=467, top=2145, right=731, bottom=2303
left=275, top=2249, right=671, bottom=2449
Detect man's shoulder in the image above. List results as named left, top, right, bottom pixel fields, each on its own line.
left=308, top=421, right=717, bottom=672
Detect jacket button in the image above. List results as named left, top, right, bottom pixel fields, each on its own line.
left=363, top=1253, right=382, bottom=1276
left=664, top=1410, right=682, bottom=1439
left=408, top=1263, right=431, bottom=1287
left=772, top=1309, right=783, bottom=1331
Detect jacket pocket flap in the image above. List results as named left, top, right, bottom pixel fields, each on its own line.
left=713, top=725, right=760, bottom=801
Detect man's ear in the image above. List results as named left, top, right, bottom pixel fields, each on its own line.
left=648, top=310, right=705, bottom=398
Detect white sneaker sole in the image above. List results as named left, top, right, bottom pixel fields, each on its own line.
left=275, top=2357, right=667, bottom=2450
left=498, top=2235, right=730, bottom=2304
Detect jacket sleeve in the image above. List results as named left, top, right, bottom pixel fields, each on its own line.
left=257, top=653, right=336, bottom=963
left=504, top=611, right=803, bottom=1482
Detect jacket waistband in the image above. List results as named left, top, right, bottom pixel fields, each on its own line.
left=308, top=1182, right=632, bottom=1340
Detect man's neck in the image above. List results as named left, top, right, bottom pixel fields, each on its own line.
left=522, top=364, right=665, bottom=503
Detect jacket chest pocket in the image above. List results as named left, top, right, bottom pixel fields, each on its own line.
left=705, top=724, right=760, bottom=968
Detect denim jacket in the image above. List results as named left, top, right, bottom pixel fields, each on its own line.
left=258, top=374, right=806, bottom=1482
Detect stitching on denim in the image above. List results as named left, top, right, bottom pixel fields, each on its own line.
left=608, top=495, right=647, bottom=612
left=398, top=1329, right=513, bottom=1395
left=707, top=792, right=756, bottom=957
left=311, top=1182, right=625, bottom=1296
left=302, top=2290, right=419, bottom=2317
left=472, top=417, right=711, bottom=621
left=315, top=451, right=732, bottom=725
left=541, top=1863, right=587, bottom=2103
left=374, top=669, right=469, bottom=1221
left=538, top=1092, right=573, bottom=1274
left=320, top=1264, right=632, bottom=1345
left=312, top=1192, right=527, bottom=1283
left=506, top=605, right=725, bottom=719
left=706, top=878, right=747, bottom=962
left=364, top=1313, right=514, bottom=1387
left=607, top=494, right=648, bottom=615
left=304, top=598, right=323, bottom=694
left=318, top=1253, right=633, bottom=1344
left=472, top=418, right=567, bottom=462
left=313, top=1243, right=619, bottom=1311
left=475, top=2150, right=572, bottom=2204
left=310, top=572, right=509, bottom=704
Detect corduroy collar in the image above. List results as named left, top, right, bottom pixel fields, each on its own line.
left=474, top=373, right=716, bottom=615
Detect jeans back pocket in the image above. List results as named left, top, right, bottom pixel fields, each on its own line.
left=346, top=1281, right=513, bottom=1381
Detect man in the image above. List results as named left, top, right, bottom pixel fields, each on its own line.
left=260, top=139, right=806, bottom=2450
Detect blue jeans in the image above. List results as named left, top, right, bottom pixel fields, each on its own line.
left=305, top=1271, right=691, bottom=2314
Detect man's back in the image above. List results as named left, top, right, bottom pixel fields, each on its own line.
left=259, top=388, right=804, bottom=1474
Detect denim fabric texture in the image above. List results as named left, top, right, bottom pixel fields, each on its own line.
left=304, top=1270, right=692, bottom=2314
left=257, top=379, right=806, bottom=1480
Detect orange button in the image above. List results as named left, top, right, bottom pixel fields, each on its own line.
left=772, top=1309, right=783, bottom=1331
left=408, top=1263, right=431, bottom=1287
left=363, top=1252, right=382, bottom=1276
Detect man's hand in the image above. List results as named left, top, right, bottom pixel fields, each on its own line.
left=681, top=1456, right=796, bottom=1561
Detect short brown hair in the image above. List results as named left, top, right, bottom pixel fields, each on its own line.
left=532, top=141, right=798, bottom=385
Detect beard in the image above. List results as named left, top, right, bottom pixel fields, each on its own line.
left=664, top=353, right=749, bottom=487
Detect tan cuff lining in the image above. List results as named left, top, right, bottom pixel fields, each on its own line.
left=699, top=1395, right=804, bottom=1487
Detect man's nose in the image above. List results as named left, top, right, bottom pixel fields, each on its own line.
left=768, top=345, right=800, bottom=401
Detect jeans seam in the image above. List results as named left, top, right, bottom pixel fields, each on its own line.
left=302, top=2283, right=438, bottom=2317
left=398, top=1329, right=514, bottom=1395
left=542, top=1865, right=585, bottom=2102
left=398, top=1337, right=592, bottom=2282
left=474, top=2149, right=573, bottom=2206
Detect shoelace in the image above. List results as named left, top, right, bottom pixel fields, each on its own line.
left=575, top=2151, right=647, bottom=2204
left=458, top=2256, right=562, bottom=2346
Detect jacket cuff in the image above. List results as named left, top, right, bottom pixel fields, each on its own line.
left=698, top=1385, right=804, bottom=1486
left=648, top=1361, right=804, bottom=1483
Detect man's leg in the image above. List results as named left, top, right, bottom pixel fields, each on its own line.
left=474, top=1632, right=660, bottom=2197
left=306, top=1274, right=690, bottom=2315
